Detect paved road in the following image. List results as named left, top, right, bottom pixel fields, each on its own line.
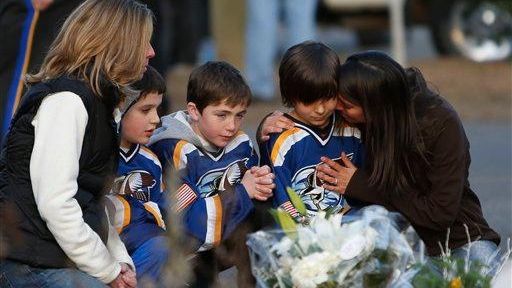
left=464, top=120, right=512, bottom=250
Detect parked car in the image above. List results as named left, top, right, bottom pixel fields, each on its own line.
left=318, top=0, right=512, bottom=62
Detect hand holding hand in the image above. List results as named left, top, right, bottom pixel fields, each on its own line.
left=251, top=165, right=275, bottom=199
left=259, top=111, right=294, bottom=142
left=316, top=152, right=357, bottom=194
left=108, top=263, right=137, bottom=288
left=120, top=263, right=136, bottom=288
left=108, top=274, right=127, bottom=288
left=242, top=166, right=275, bottom=201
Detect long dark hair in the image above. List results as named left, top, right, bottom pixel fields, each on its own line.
left=338, top=51, right=428, bottom=192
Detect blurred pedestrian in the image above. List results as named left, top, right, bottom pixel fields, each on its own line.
left=210, top=0, right=246, bottom=69
left=169, top=0, right=209, bottom=68
left=0, top=0, right=81, bottom=141
left=245, top=0, right=318, bottom=102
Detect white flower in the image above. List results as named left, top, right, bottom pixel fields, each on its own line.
left=291, top=251, right=341, bottom=288
left=271, top=236, right=293, bottom=256
left=310, top=214, right=345, bottom=252
left=296, top=228, right=318, bottom=253
left=278, top=256, right=295, bottom=272
left=338, top=234, right=368, bottom=260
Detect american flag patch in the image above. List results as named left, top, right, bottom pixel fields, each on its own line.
left=281, top=201, right=300, bottom=218
left=176, top=183, right=197, bottom=212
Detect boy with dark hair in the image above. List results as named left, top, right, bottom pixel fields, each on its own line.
left=259, top=41, right=364, bottom=223
left=105, top=66, right=168, bottom=285
left=149, top=61, right=274, bottom=285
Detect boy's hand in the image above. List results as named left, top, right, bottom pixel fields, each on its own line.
left=242, top=166, right=275, bottom=201
left=259, top=111, right=294, bottom=142
left=251, top=165, right=275, bottom=197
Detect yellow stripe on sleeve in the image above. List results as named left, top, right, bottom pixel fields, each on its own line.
left=173, top=140, right=187, bottom=169
left=143, top=202, right=166, bottom=230
left=115, top=195, right=131, bottom=233
left=270, top=128, right=301, bottom=164
left=213, top=195, right=223, bottom=246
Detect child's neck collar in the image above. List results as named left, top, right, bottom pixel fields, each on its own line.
left=120, top=141, right=135, bottom=151
left=197, top=133, right=222, bottom=153
left=189, top=120, right=222, bottom=154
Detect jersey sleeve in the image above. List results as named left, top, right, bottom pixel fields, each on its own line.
left=266, top=128, right=303, bottom=221
left=246, top=138, right=259, bottom=168
left=175, top=181, right=254, bottom=251
left=140, top=146, right=168, bottom=229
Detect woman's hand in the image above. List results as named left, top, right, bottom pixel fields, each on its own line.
left=119, top=263, right=136, bottom=288
left=109, top=263, right=136, bottom=288
left=259, top=111, right=294, bottom=142
left=316, top=152, right=357, bottom=194
left=108, top=274, right=128, bottom=288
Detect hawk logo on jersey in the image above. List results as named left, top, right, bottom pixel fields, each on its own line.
left=196, top=158, right=249, bottom=197
left=291, top=154, right=353, bottom=216
left=111, top=170, right=156, bottom=202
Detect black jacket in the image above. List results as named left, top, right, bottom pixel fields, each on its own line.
left=0, top=76, right=118, bottom=268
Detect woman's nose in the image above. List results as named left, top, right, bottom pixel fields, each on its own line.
left=335, top=101, right=345, bottom=112
left=146, top=44, right=155, bottom=59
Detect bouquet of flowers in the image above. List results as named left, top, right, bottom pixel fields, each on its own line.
left=247, top=205, right=423, bottom=288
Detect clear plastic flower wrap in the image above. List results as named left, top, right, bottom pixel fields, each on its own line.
left=247, top=205, right=425, bottom=288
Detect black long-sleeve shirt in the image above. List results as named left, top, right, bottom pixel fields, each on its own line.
left=345, top=97, right=500, bottom=255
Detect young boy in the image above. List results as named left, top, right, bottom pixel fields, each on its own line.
left=149, top=61, right=274, bottom=285
left=105, top=66, right=168, bottom=284
left=259, top=41, right=364, bottom=223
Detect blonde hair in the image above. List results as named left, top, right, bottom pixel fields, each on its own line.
left=27, top=0, right=153, bottom=97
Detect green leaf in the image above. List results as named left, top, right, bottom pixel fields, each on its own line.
left=324, top=206, right=337, bottom=219
left=269, top=209, right=297, bottom=239
left=286, top=187, right=307, bottom=216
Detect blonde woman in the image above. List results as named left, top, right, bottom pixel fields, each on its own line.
left=0, top=0, right=155, bottom=287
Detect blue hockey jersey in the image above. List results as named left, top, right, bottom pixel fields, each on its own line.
left=105, top=144, right=166, bottom=254
left=260, top=113, right=363, bottom=221
left=149, top=111, right=257, bottom=251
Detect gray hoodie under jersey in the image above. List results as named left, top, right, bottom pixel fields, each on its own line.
left=148, top=110, right=219, bottom=153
